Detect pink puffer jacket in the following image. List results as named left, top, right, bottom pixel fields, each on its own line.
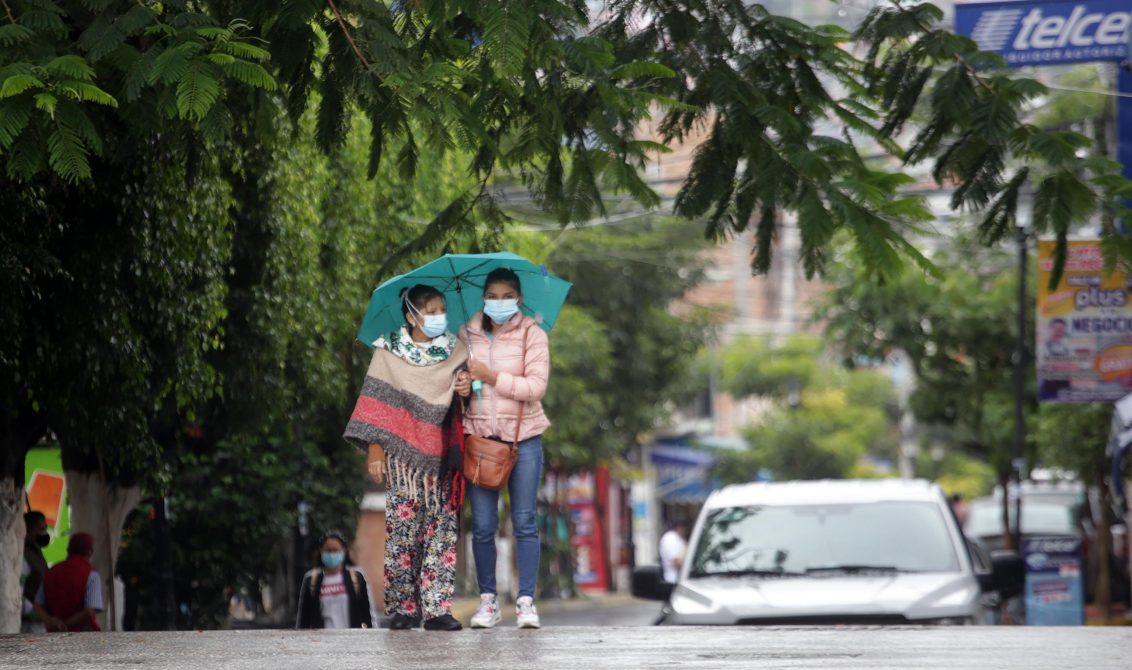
left=459, top=312, right=551, bottom=442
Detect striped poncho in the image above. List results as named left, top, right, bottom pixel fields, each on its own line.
left=343, top=341, right=468, bottom=509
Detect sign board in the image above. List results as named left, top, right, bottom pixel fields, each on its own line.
left=955, top=0, right=1130, bottom=65
left=566, top=472, right=608, bottom=591
left=955, top=2, right=1132, bottom=230
left=24, top=447, right=70, bottom=565
left=1023, top=536, right=1085, bottom=625
left=1037, top=240, right=1132, bottom=402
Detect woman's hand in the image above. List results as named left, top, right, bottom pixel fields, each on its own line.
left=367, top=443, right=386, bottom=483
left=368, top=459, right=386, bottom=484
left=468, top=359, right=498, bottom=386
left=454, top=370, right=471, bottom=398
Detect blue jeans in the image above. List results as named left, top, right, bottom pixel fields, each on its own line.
left=469, top=435, right=543, bottom=599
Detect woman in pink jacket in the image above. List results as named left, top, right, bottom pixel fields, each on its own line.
left=455, top=267, right=551, bottom=629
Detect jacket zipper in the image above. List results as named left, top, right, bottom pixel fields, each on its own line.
left=487, top=333, right=498, bottom=437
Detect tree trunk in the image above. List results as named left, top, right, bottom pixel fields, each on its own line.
left=64, top=471, right=141, bottom=632
left=1, top=399, right=45, bottom=633
left=0, top=478, right=26, bottom=634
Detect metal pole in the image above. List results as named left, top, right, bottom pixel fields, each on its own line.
left=1012, top=224, right=1027, bottom=552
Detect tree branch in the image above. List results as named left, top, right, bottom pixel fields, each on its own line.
left=325, top=0, right=371, bottom=71
left=2, top=0, right=16, bottom=24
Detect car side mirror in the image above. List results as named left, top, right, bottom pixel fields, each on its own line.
left=968, top=539, right=992, bottom=576
left=978, top=549, right=1025, bottom=599
left=631, top=565, right=675, bottom=601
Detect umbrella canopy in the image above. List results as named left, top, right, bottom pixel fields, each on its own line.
left=357, top=252, right=572, bottom=348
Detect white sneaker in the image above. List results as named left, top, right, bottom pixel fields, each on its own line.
left=516, top=596, right=540, bottom=629
left=469, top=594, right=501, bottom=629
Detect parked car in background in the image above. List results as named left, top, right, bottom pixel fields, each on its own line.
left=964, top=480, right=1130, bottom=604
left=632, top=479, right=1024, bottom=625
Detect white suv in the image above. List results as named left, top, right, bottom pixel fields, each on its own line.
left=633, top=479, right=1023, bottom=625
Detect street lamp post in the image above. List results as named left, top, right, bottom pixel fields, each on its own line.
left=1012, top=221, right=1028, bottom=552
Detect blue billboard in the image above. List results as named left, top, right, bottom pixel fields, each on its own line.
left=955, top=0, right=1130, bottom=65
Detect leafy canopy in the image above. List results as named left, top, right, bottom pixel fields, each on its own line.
left=4, top=2, right=1129, bottom=279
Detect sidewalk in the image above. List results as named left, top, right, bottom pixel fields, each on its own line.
left=451, top=591, right=641, bottom=625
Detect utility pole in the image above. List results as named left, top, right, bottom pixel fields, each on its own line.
left=1012, top=221, right=1028, bottom=552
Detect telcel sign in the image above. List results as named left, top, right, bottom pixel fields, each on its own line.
left=955, top=0, right=1130, bottom=65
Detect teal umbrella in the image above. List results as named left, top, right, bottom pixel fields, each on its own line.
left=357, top=252, right=572, bottom=348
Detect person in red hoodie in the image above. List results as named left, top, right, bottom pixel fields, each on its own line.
left=34, top=532, right=104, bottom=632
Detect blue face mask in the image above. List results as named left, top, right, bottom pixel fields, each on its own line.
left=484, top=299, right=520, bottom=324
left=321, top=551, right=345, bottom=569
left=407, top=299, right=448, bottom=338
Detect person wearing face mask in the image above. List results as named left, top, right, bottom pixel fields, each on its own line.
left=21, top=511, right=51, bottom=633
left=343, top=284, right=468, bottom=631
left=295, top=530, right=377, bottom=629
left=454, top=267, right=551, bottom=629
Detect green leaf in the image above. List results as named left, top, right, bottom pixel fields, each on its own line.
left=47, top=116, right=93, bottom=183
left=483, top=0, right=530, bottom=77
left=0, top=23, right=35, bottom=46
left=217, top=40, right=271, bottom=61
left=57, top=81, right=119, bottom=107
left=220, top=60, right=277, bottom=91
left=0, top=97, right=33, bottom=149
left=176, top=61, right=221, bottom=121
left=610, top=62, right=676, bottom=80
left=34, top=92, right=57, bottom=116
left=0, top=74, right=44, bottom=98
left=44, top=56, right=97, bottom=81
left=150, top=42, right=201, bottom=85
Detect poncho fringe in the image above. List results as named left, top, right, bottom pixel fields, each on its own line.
left=343, top=343, right=467, bottom=511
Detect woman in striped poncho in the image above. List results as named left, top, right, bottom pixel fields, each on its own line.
left=343, top=284, right=469, bottom=631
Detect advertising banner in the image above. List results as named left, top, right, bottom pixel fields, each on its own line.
left=955, top=0, right=1129, bottom=66
left=1023, top=536, right=1085, bottom=625
left=566, top=472, right=608, bottom=591
left=24, top=447, right=70, bottom=565
left=1037, top=240, right=1132, bottom=402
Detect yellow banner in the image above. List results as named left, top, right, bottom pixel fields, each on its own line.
left=1037, top=240, right=1132, bottom=402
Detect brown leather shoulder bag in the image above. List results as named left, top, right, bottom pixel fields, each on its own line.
left=463, top=403, right=523, bottom=491
left=463, top=324, right=529, bottom=491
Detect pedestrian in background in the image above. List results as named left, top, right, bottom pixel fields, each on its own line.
left=21, top=511, right=50, bottom=633
left=344, top=284, right=468, bottom=631
left=34, top=531, right=103, bottom=632
left=456, top=268, right=551, bottom=630
left=659, top=520, right=689, bottom=583
left=295, top=530, right=377, bottom=629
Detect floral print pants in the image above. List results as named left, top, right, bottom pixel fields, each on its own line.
left=383, top=484, right=458, bottom=620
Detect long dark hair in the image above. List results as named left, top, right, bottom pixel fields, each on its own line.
left=401, top=284, right=444, bottom=329
left=481, top=268, right=522, bottom=334
left=312, top=529, right=355, bottom=569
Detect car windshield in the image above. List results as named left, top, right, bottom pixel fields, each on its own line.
left=965, top=502, right=1075, bottom=537
left=689, top=502, right=960, bottom=577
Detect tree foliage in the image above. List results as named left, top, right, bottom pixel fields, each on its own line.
left=544, top=215, right=717, bottom=458
left=5, top=2, right=1127, bottom=281
left=709, top=335, right=898, bottom=483
left=818, top=236, right=1036, bottom=476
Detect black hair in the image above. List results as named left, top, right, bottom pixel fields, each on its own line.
left=313, top=529, right=354, bottom=569
left=24, top=511, right=45, bottom=528
left=401, top=284, right=444, bottom=329
left=481, top=268, right=522, bottom=333
left=1051, top=318, right=1067, bottom=327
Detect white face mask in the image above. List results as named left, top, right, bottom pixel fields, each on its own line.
left=484, top=299, right=520, bottom=324
left=406, top=299, right=448, bottom=338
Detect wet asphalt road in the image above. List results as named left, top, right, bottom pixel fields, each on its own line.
left=1, top=627, right=1129, bottom=670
